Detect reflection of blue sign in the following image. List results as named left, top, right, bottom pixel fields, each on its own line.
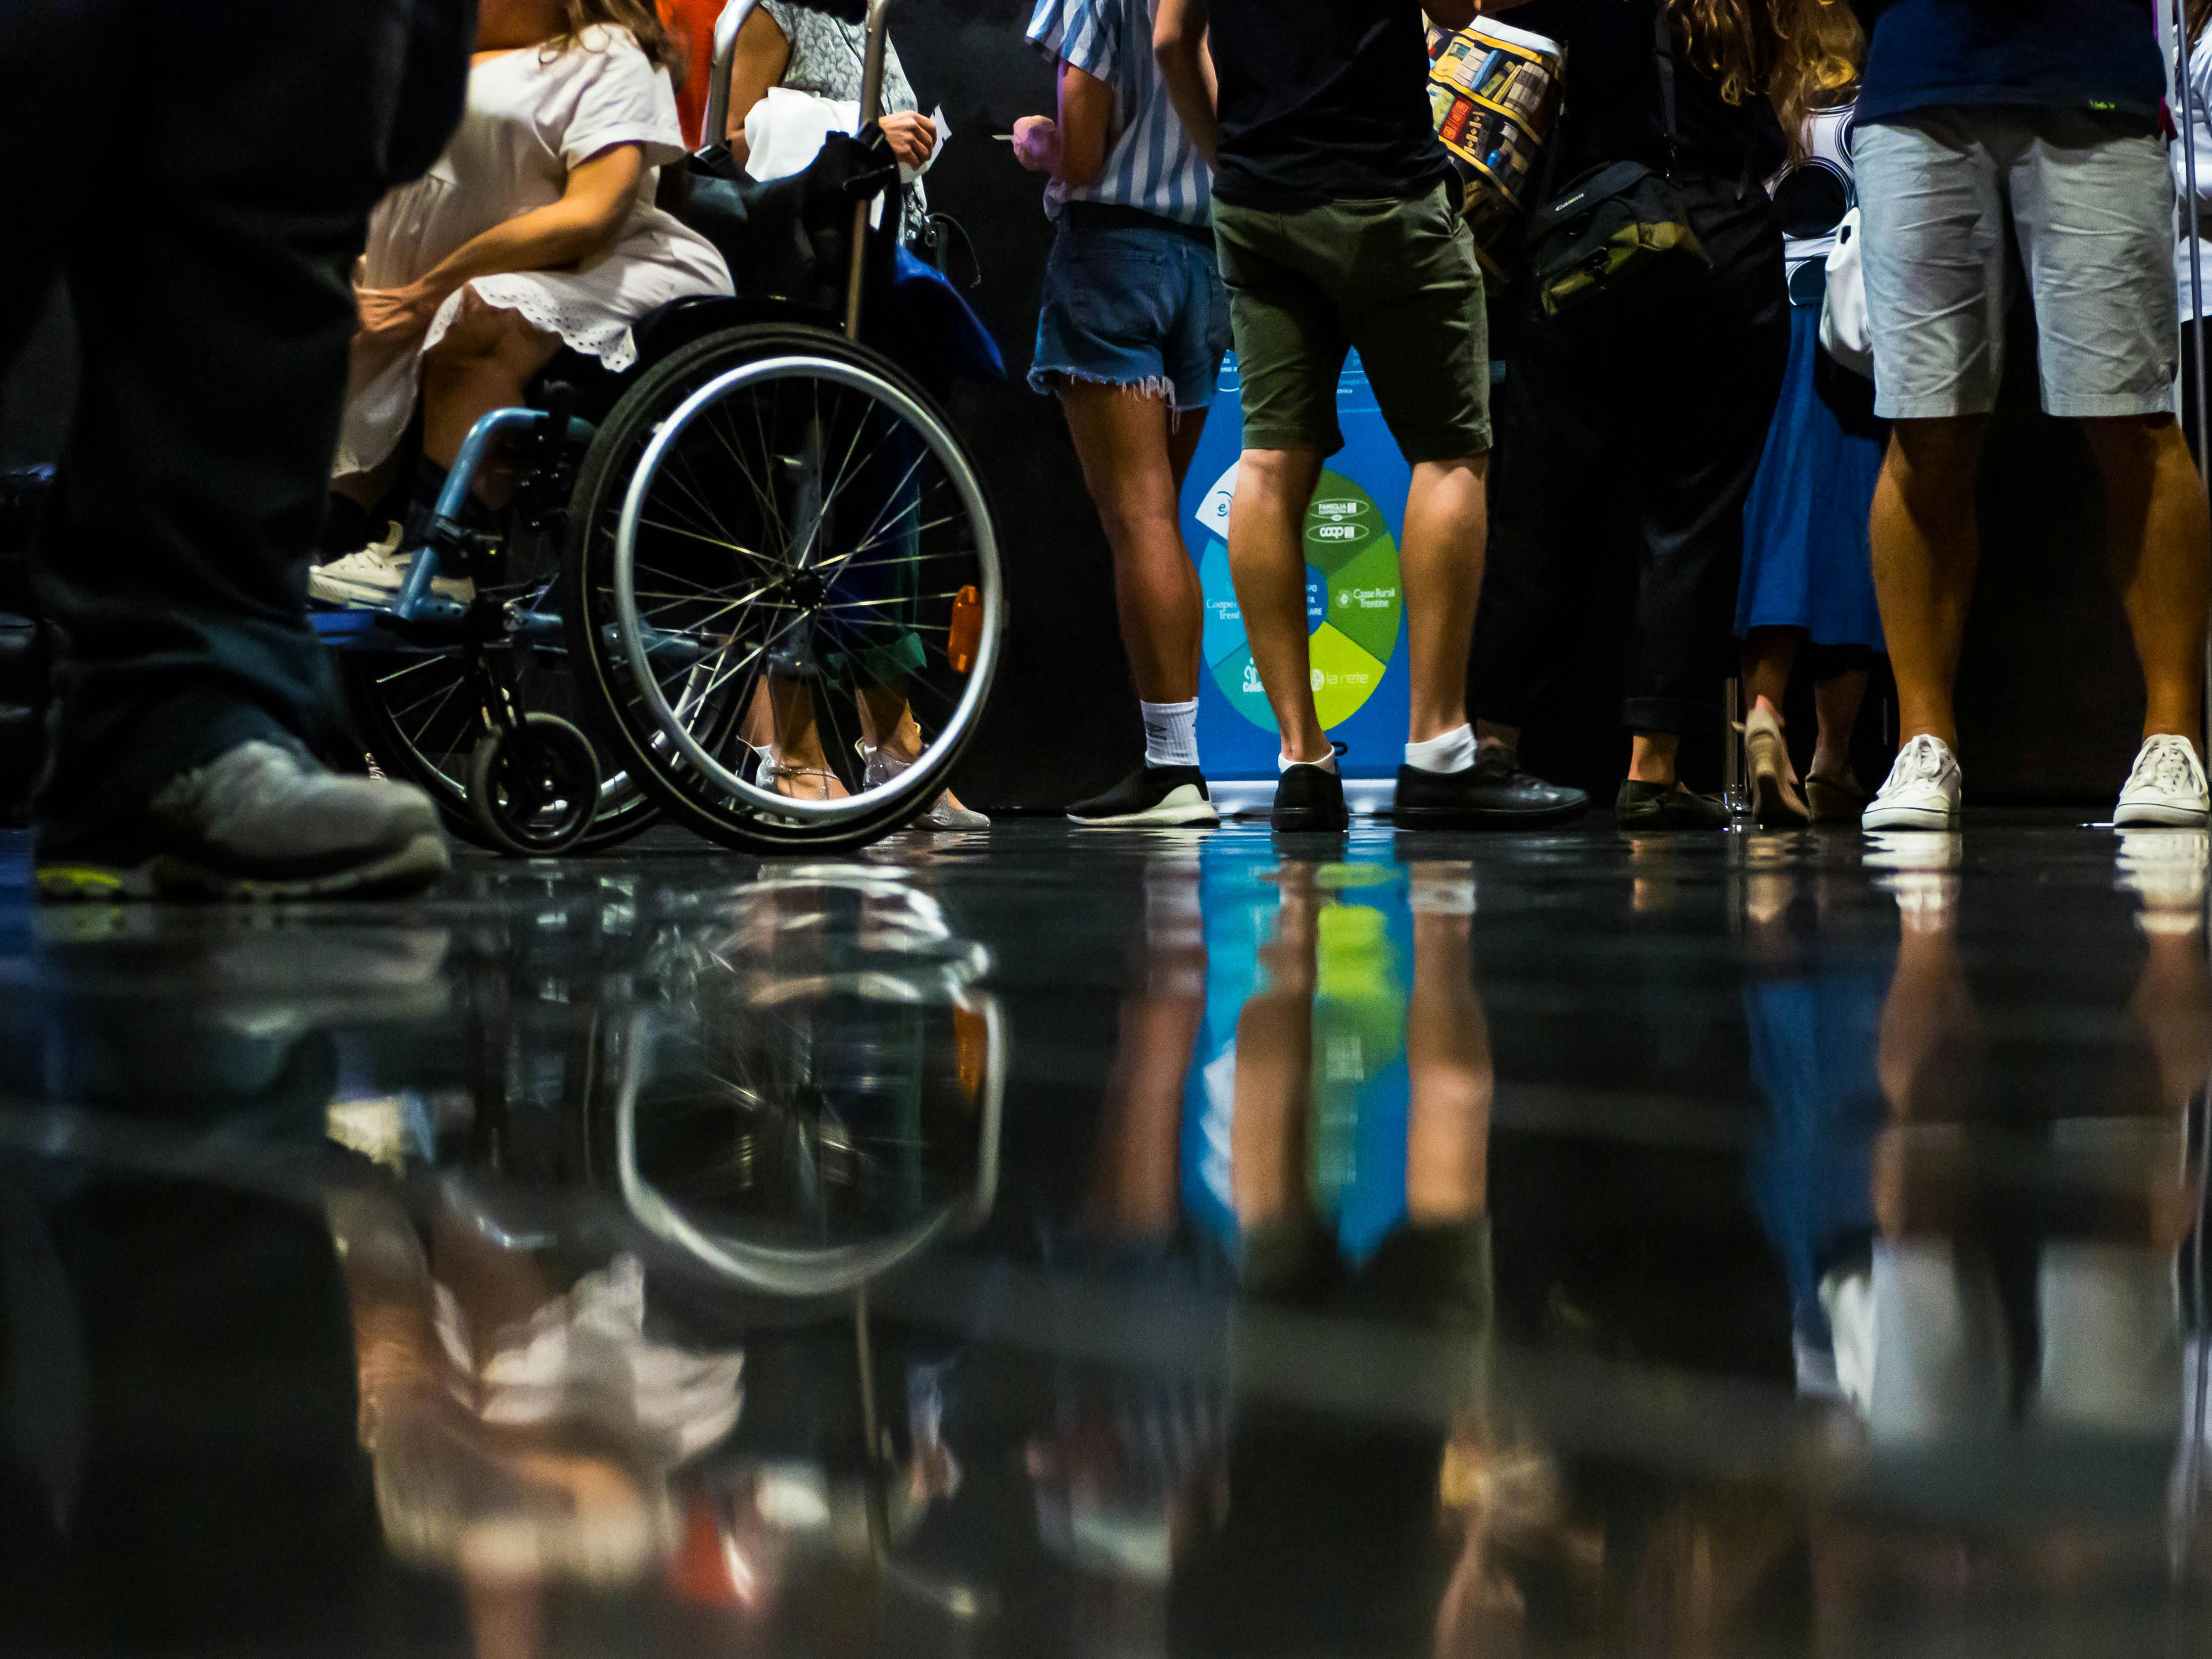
left=1182, top=354, right=1412, bottom=781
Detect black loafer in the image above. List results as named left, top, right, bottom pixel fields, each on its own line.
left=1614, top=778, right=1731, bottom=830
left=1271, top=761, right=1349, bottom=833
left=1393, top=748, right=1589, bottom=829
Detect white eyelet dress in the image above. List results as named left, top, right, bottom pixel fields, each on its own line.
left=335, top=26, right=734, bottom=479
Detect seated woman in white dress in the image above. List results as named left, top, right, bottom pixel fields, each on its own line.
left=315, top=0, right=733, bottom=607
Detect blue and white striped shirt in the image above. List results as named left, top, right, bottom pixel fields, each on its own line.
left=1025, top=0, right=1212, bottom=226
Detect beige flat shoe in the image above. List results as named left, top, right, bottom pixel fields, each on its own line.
left=1742, top=706, right=1809, bottom=827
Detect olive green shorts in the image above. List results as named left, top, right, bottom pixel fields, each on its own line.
left=1211, top=182, right=1491, bottom=463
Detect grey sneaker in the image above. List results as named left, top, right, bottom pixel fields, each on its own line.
left=35, top=740, right=450, bottom=901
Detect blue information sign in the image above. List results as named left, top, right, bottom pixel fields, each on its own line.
left=1179, top=353, right=1413, bottom=782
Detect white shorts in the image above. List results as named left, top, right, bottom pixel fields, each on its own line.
left=1855, top=109, right=2178, bottom=421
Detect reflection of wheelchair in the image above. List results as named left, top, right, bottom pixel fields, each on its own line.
left=320, top=0, right=1004, bottom=857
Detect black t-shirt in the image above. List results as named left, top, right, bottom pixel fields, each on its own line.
left=1851, top=0, right=2164, bottom=127
left=1206, top=0, right=1451, bottom=207
left=1510, top=0, right=1787, bottom=186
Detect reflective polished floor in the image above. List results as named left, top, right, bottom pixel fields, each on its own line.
left=1, top=815, right=2209, bottom=1658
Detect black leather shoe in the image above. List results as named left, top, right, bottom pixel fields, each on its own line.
left=1271, top=761, right=1349, bottom=833
left=1393, top=747, right=1589, bottom=829
left=1614, top=778, right=1731, bottom=829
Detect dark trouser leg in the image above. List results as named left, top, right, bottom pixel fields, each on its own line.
left=32, top=202, right=363, bottom=824
left=1623, top=191, right=1791, bottom=737
left=11, top=0, right=466, bottom=831
left=1468, top=304, right=1610, bottom=735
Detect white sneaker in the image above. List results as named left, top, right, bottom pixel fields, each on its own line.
left=1862, top=734, right=1961, bottom=831
left=310, top=522, right=475, bottom=609
left=2113, top=734, right=2210, bottom=827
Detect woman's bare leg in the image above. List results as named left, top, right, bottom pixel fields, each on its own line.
left=1811, top=668, right=1870, bottom=786
left=418, top=295, right=561, bottom=509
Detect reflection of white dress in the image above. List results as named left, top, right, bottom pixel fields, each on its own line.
left=336, top=27, right=733, bottom=477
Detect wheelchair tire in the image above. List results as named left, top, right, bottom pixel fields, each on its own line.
left=466, top=713, right=603, bottom=858
left=562, top=324, right=1003, bottom=854
left=341, top=647, right=659, bottom=856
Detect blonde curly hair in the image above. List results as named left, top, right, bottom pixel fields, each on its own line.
left=1662, top=0, right=1865, bottom=159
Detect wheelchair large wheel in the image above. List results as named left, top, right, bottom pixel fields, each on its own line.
left=563, top=325, right=1002, bottom=854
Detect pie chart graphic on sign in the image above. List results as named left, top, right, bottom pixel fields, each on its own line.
left=1192, top=463, right=1404, bottom=733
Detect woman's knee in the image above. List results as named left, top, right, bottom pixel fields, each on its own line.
left=422, top=295, right=549, bottom=380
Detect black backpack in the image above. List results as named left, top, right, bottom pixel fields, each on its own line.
left=1525, top=7, right=1712, bottom=319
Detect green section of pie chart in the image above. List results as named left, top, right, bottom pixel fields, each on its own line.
left=1304, top=470, right=1385, bottom=576
left=1326, top=540, right=1402, bottom=664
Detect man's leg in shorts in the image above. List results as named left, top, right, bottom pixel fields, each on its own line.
left=2081, top=417, right=2211, bottom=746
left=2010, top=112, right=2210, bottom=750
left=1337, top=189, right=1493, bottom=747
left=1213, top=202, right=1346, bottom=764
left=1857, top=115, right=2009, bottom=752
left=1871, top=416, right=1988, bottom=750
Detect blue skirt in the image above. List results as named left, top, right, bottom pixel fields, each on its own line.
left=1735, top=307, right=1887, bottom=651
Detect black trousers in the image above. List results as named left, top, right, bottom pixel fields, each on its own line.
left=0, top=0, right=469, bottom=825
left=1473, top=175, right=1789, bottom=738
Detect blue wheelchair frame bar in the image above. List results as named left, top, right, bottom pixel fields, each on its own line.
left=393, top=406, right=551, bottom=621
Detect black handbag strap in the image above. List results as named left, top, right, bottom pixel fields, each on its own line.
left=1654, top=1, right=1680, bottom=180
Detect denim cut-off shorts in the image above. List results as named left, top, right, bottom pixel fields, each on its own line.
left=1029, top=206, right=1233, bottom=412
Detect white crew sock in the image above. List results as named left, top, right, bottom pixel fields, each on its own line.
left=1279, top=747, right=1338, bottom=775
left=1141, top=699, right=1200, bottom=769
left=1404, top=722, right=1476, bottom=775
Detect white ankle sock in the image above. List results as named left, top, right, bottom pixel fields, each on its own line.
left=1404, top=723, right=1476, bottom=775
left=1142, top=699, right=1200, bottom=769
left=1279, top=747, right=1338, bottom=775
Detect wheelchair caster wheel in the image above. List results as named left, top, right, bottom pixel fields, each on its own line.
left=467, top=714, right=602, bottom=857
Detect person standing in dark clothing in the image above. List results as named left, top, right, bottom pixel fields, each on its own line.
left=0, top=0, right=473, bottom=899
left=1155, top=0, right=1589, bottom=833
left=1472, top=0, right=1843, bottom=828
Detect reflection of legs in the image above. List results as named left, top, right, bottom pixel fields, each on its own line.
left=1870, top=418, right=1987, bottom=751
left=1228, top=448, right=1329, bottom=763
left=1060, top=383, right=1207, bottom=705
left=1089, top=856, right=1207, bottom=1239
left=1825, top=875, right=2005, bottom=1442
left=1230, top=869, right=1322, bottom=1240
left=1872, top=897, right=1979, bottom=1236
left=1405, top=891, right=1491, bottom=1227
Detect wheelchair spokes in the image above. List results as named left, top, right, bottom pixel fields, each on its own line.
left=568, top=328, right=1000, bottom=850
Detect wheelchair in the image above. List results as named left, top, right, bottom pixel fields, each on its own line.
left=319, top=0, right=1004, bottom=858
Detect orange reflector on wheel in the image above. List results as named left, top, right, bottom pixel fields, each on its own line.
left=948, top=584, right=981, bottom=674
left=953, top=1004, right=988, bottom=1103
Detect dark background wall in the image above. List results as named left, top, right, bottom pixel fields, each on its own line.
left=0, top=2, right=2154, bottom=808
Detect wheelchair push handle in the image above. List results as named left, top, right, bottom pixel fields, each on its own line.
left=706, top=0, right=899, bottom=338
